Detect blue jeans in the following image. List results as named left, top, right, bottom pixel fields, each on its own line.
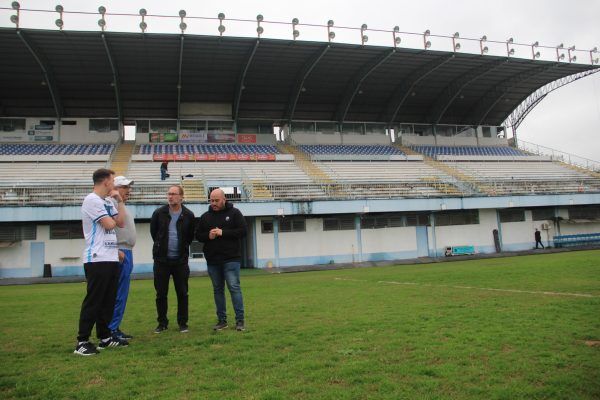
left=207, top=261, right=244, bottom=322
left=109, top=249, right=133, bottom=332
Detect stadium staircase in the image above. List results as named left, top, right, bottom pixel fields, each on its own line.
left=277, top=143, right=346, bottom=197
left=396, top=144, right=489, bottom=196
left=110, top=141, right=135, bottom=176
left=181, top=179, right=206, bottom=202
left=556, top=161, right=600, bottom=179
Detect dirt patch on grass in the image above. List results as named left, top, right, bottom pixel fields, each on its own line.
left=583, top=340, right=600, bottom=347
left=86, top=377, right=105, bottom=387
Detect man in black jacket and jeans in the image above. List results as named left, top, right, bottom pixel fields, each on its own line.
left=196, top=188, right=247, bottom=331
left=150, top=185, right=196, bottom=333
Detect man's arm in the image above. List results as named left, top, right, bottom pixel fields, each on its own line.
left=109, top=191, right=126, bottom=228
left=195, top=215, right=210, bottom=242
left=150, top=210, right=159, bottom=241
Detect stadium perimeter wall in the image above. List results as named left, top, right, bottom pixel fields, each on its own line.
left=2, top=209, right=599, bottom=278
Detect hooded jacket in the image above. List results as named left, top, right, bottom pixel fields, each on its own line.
left=196, top=202, right=247, bottom=264
left=150, top=204, right=196, bottom=263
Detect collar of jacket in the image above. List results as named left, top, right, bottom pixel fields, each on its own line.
left=207, top=201, right=234, bottom=213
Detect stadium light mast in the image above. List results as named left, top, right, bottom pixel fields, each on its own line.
left=556, top=44, right=565, bottom=62
left=531, top=41, right=540, bottom=59
left=506, top=38, right=515, bottom=57
left=360, top=24, right=368, bottom=46
left=10, top=1, right=20, bottom=29
left=590, top=47, right=599, bottom=64
left=178, top=9, right=187, bottom=34
left=327, top=20, right=335, bottom=42
left=139, top=8, right=147, bottom=33
left=423, top=29, right=431, bottom=49
left=452, top=32, right=461, bottom=52
left=292, top=18, right=299, bottom=40
left=98, top=6, right=106, bottom=31
left=392, top=26, right=401, bottom=48
left=568, top=45, right=576, bottom=63
left=256, top=14, right=264, bottom=38
left=218, top=13, right=226, bottom=36
left=479, top=35, right=488, bottom=55
left=55, top=5, right=64, bottom=30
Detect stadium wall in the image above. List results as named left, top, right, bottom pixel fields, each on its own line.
left=433, top=209, right=498, bottom=255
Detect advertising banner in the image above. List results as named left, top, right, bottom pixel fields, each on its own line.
left=179, top=131, right=208, bottom=143
left=149, top=132, right=178, bottom=143
left=207, top=132, right=236, bottom=143
left=237, top=134, right=257, bottom=143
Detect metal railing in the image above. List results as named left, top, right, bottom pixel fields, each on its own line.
left=516, top=139, right=600, bottom=172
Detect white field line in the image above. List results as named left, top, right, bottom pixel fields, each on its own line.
left=333, top=277, right=598, bottom=298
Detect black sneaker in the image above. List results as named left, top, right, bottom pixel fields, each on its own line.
left=154, top=325, right=168, bottom=334
left=236, top=320, right=245, bottom=332
left=74, top=341, right=99, bottom=356
left=112, top=329, right=133, bottom=340
left=213, top=320, right=228, bottom=331
left=179, top=324, right=189, bottom=333
left=98, top=337, right=129, bottom=349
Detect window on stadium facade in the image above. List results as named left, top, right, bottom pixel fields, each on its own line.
left=568, top=205, right=600, bottom=220
left=237, top=121, right=274, bottom=134
left=261, top=220, right=274, bottom=234
left=405, top=213, right=430, bottom=226
left=0, top=118, right=26, bottom=132
left=150, top=120, right=177, bottom=133
left=50, top=222, right=84, bottom=240
left=315, top=122, right=338, bottom=134
left=0, top=223, right=36, bottom=241
left=280, top=218, right=306, bottom=233
left=498, top=209, right=525, bottom=223
left=435, top=210, right=480, bottom=226
left=341, top=123, right=365, bottom=134
left=291, top=121, right=315, bottom=133
left=361, top=213, right=404, bottom=229
left=323, top=215, right=355, bottom=231
left=531, top=207, right=554, bottom=221
left=89, top=119, right=118, bottom=132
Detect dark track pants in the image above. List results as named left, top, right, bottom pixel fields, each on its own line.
left=77, top=261, right=119, bottom=342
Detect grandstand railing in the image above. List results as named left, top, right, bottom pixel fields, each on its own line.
left=517, top=139, right=600, bottom=172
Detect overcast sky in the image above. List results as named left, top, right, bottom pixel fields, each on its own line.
left=2, top=0, right=599, bottom=161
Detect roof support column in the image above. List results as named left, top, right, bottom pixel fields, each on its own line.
left=177, top=34, right=185, bottom=131
left=17, top=30, right=63, bottom=119
left=101, top=33, right=123, bottom=125
left=233, top=39, right=260, bottom=123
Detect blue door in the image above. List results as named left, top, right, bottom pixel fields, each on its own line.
left=416, top=226, right=429, bottom=257
left=30, top=242, right=45, bottom=277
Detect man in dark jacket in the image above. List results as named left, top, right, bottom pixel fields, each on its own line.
left=196, top=188, right=247, bottom=331
left=150, top=185, right=196, bottom=333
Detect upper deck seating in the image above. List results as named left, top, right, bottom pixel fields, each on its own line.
left=411, top=145, right=526, bottom=158
left=0, top=143, right=114, bottom=155
left=299, top=145, right=404, bottom=156
left=137, top=144, right=279, bottom=155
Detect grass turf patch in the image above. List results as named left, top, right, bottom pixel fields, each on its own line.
left=1, top=250, right=599, bottom=399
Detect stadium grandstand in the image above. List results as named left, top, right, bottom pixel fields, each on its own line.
left=1, top=6, right=600, bottom=278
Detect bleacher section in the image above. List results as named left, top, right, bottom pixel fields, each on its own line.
left=0, top=162, right=106, bottom=184
left=0, top=143, right=114, bottom=155
left=411, top=145, right=525, bottom=158
left=299, top=145, right=404, bottom=156
left=447, top=161, right=600, bottom=195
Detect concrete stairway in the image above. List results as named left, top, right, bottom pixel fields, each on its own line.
left=110, top=141, right=135, bottom=176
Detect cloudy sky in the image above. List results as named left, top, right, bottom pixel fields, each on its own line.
left=2, top=0, right=599, bottom=161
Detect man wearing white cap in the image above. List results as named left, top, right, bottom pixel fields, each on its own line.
left=108, top=176, right=137, bottom=340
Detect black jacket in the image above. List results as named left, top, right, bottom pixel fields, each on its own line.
left=150, top=204, right=196, bottom=263
left=196, top=202, right=247, bottom=264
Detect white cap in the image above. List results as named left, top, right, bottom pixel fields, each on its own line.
left=114, top=176, right=134, bottom=187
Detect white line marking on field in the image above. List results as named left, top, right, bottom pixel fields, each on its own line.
left=333, top=277, right=597, bottom=298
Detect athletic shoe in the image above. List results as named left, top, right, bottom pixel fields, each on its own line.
left=98, top=337, right=129, bottom=349
left=112, top=329, right=133, bottom=340
left=74, top=341, right=99, bottom=356
left=179, top=324, right=189, bottom=333
left=213, top=320, right=228, bottom=331
left=236, top=320, right=245, bottom=332
left=154, top=325, right=168, bottom=334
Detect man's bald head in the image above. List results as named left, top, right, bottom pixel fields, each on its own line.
left=209, top=188, right=226, bottom=211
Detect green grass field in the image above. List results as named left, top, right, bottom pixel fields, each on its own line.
left=1, top=250, right=599, bottom=399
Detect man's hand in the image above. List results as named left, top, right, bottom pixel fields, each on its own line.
left=110, top=190, right=123, bottom=204
left=209, top=227, right=222, bottom=240
left=118, top=250, right=125, bottom=263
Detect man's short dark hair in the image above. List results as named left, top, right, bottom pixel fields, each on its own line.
left=93, top=168, right=115, bottom=185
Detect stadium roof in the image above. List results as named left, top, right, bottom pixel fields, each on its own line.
left=0, top=27, right=598, bottom=126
